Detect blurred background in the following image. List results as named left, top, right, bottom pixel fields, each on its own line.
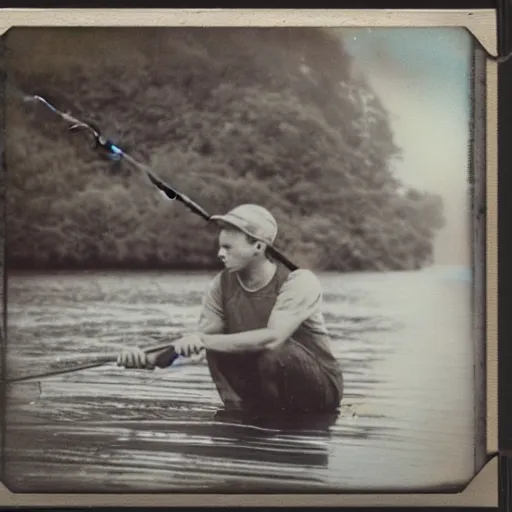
left=4, top=26, right=472, bottom=273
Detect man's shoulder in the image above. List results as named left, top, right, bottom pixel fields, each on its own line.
left=281, top=268, right=322, bottom=293
left=206, top=271, right=225, bottom=292
left=209, top=269, right=235, bottom=291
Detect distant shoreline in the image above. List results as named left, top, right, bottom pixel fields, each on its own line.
left=6, top=264, right=470, bottom=276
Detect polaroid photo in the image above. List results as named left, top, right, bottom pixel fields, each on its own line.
left=0, top=8, right=499, bottom=508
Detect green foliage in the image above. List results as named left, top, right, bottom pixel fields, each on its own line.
left=4, top=27, right=445, bottom=271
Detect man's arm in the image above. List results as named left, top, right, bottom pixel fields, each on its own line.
left=151, top=273, right=225, bottom=366
left=200, top=269, right=323, bottom=353
left=197, top=272, right=225, bottom=335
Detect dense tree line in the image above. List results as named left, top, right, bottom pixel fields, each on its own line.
left=4, top=27, right=444, bottom=271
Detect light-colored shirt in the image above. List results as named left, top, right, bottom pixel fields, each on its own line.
left=201, top=268, right=335, bottom=362
left=199, top=265, right=343, bottom=409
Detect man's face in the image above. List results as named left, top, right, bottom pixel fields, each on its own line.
left=217, top=228, right=257, bottom=272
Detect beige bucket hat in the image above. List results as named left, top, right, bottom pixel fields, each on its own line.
left=210, top=204, right=278, bottom=246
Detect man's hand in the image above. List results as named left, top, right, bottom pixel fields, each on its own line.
left=117, top=335, right=204, bottom=370
left=117, top=347, right=158, bottom=369
left=173, top=333, right=205, bottom=358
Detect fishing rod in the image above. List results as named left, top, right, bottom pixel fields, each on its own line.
left=5, top=341, right=181, bottom=385
left=14, top=84, right=298, bottom=271
left=4, top=83, right=297, bottom=383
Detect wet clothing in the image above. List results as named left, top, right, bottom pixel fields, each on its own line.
left=201, top=264, right=344, bottom=413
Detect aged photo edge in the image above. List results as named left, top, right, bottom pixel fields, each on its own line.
left=0, top=7, right=499, bottom=508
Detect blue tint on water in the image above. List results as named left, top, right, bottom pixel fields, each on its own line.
left=431, top=265, right=472, bottom=282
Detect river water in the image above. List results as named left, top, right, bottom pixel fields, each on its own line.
left=3, top=266, right=481, bottom=493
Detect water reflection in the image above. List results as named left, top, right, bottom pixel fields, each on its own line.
left=208, top=409, right=339, bottom=469
left=5, top=269, right=477, bottom=492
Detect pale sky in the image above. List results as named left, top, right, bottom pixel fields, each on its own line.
left=336, top=28, right=473, bottom=266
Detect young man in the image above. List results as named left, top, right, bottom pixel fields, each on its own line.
left=118, top=204, right=344, bottom=414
